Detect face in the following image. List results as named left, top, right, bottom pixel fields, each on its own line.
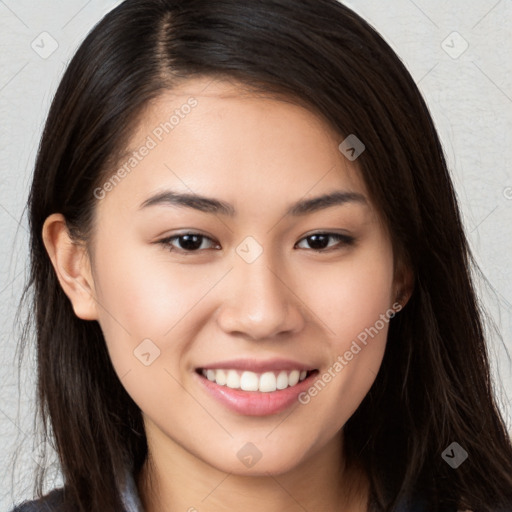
left=65, top=78, right=403, bottom=476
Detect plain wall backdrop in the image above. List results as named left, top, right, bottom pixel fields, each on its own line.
left=1, top=0, right=511, bottom=509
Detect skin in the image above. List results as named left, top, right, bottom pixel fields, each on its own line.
left=42, top=77, right=412, bottom=512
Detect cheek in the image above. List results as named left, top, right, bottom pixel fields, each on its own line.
left=306, top=241, right=395, bottom=343
left=89, top=237, right=176, bottom=364
left=89, top=244, right=203, bottom=412
left=91, top=237, right=229, bottom=372
left=296, top=242, right=394, bottom=425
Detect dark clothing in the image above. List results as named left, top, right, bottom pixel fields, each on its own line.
left=10, top=490, right=448, bottom=511
left=10, top=475, right=461, bottom=512
left=10, top=470, right=142, bottom=512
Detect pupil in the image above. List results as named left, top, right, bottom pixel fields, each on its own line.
left=180, top=235, right=202, bottom=250
left=308, top=234, right=328, bottom=250
left=177, top=235, right=331, bottom=251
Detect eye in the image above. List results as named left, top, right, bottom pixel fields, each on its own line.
left=295, top=232, right=355, bottom=252
left=157, top=231, right=355, bottom=254
left=158, top=233, right=220, bottom=253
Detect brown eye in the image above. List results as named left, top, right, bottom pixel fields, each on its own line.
left=295, top=233, right=355, bottom=252
left=159, top=233, right=219, bottom=253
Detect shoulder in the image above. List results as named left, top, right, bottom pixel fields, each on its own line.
left=9, top=488, right=66, bottom=512
left=10, top=468, right=141, bottom=512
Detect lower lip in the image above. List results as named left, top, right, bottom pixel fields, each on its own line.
left=194, top=370, right=319, bottom=416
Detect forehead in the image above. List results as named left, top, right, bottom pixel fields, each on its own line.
left=98, top=77, right=370, bottom=216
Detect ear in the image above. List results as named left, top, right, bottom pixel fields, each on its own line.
left=393, top=256, right=414, bottom=310
left=42, top=213, right=99, bottom=321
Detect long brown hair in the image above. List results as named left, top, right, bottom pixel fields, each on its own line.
left=16, top=0, right=512, bottom=510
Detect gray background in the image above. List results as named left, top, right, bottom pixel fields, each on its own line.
left=1, top=0, right=511, bottom=509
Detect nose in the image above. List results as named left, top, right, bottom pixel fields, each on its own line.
left=215, top=253, right=305, bottom=341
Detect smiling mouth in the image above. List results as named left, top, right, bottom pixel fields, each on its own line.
left=195, top=368, right=318, bottom=393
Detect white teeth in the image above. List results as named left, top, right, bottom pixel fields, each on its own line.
left=276, top=370, right=289, bottom=390
left=215, top=369, right=227, bottom=386
left=226, top=369, right=240, bottom=389
left=288, top=370, right=300, bottom=387
left=240, top=371, right=259, bottom=391
left=259, top=372, right=277, bottom=392
left=200, top=368, right=310, bottom=392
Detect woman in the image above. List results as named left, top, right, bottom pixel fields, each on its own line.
left=11, top=0, right=512, bottom=511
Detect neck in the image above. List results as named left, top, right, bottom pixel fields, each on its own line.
left=137, top=425, right=369, bottom=512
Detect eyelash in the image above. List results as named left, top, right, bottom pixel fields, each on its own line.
left=157, top=232, right=355, bottom=254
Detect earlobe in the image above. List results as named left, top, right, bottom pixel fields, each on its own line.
left=42, top=213, right=99, bottom=321
left=394, top=259, right=414, bottom=310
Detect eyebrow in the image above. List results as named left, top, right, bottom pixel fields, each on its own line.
left=139, top=189, right=367, bottom=216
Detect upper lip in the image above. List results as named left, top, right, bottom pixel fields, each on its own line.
left=197, top=358, right=317, bottom=373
